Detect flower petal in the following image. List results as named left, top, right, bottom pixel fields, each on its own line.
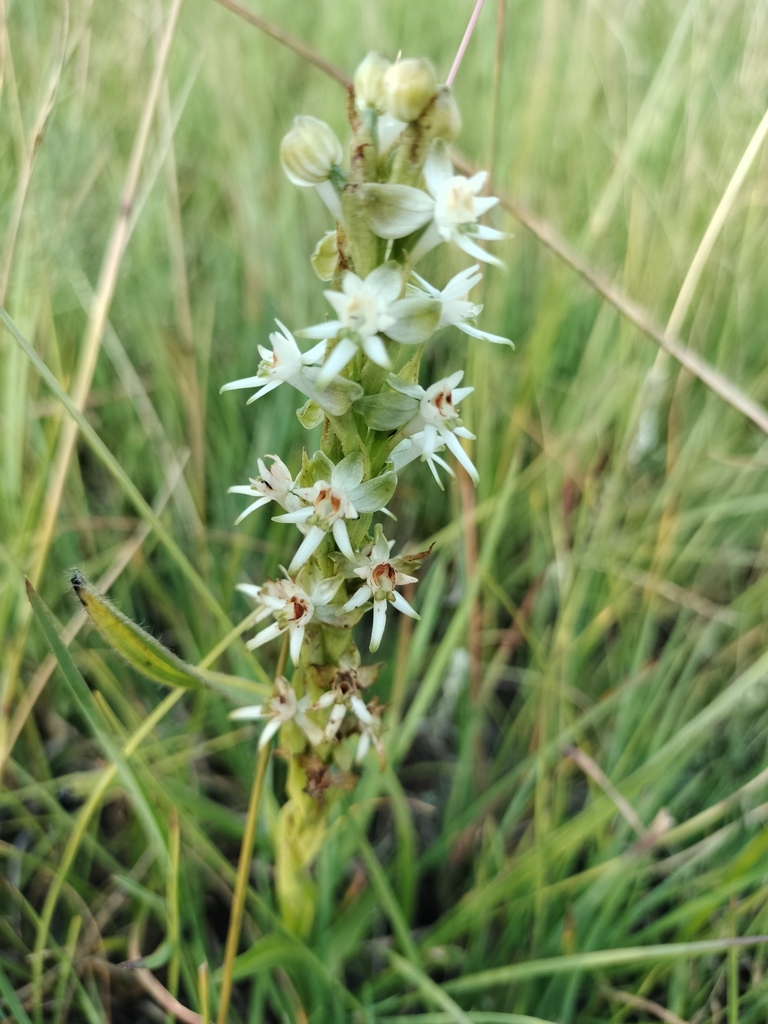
left=365, top=262, right=403, bottom=305
left=317, top=337, right=358, bottom=386
left=289, top=525, right=327, bottom=574
left=289, top=623, right=305, bottom=665
left=392, top=591, right=420, bottom=619
left=296, top=320, right=343, bottom=340
left=362, top=334, right=391, bottom=368
left=259, top=716, right=283, bottom=748
left=423, top=139, right=454, bottom=197
left=332, top=518, right=355, bottom=560
left=369, top=600, right=388, bottom=652
left=455, top=321, right=514, bottom=346
left=229, top=704, right=265, bottom=720
left=454, top=233, right=506, bottom=269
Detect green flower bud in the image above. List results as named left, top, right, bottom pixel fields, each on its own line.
left=280, top=115, right=343, bottom=187
left=383, top=57, right=438, bottom=123
left=431, top=87, right=462, bottom=143
left=354, top=51, right=391, bottom=113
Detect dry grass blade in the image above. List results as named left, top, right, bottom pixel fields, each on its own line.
left=212, top=0, right=350, bottom=86
left=603, top=985, right=690, bottom=1024
left=127, top=923, right=202, bottom=1024
left=30, top=0, right=185, bottom=588
left=564, top=746, right=647, bottom=839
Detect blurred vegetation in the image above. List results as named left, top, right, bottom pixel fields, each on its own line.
left=4, top=0, right=768, bottom=1020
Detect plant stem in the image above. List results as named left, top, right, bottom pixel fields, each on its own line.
left=215, top=740, right=270, bottom=1023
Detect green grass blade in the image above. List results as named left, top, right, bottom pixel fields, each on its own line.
left=71, top=571, right=268, bottom=700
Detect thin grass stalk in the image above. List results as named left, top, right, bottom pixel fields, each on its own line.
left=197, top=963, right=210, bottom=1024
left=215, top=742, right=271, bottom=1024
left=166, top=807, right=181, bottom=1023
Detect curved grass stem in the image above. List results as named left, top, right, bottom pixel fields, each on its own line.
left=215, top=742, right=271, bottom=1024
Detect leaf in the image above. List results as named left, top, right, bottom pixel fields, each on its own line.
left=0, top=963, right=32, bottom=1024
left=362, top=183, right=434, bottom=239
left=71, top=572, right=268, bottom=702
left=355, top=392, right=418, bottom=431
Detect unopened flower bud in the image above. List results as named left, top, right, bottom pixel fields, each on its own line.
left=354, top=51, right=391, bottom=113
left=280, top=115, right=343, bottom=187
left=384, top=58, right=438, bottom=123
left=431, top=87, right=462, bottom=142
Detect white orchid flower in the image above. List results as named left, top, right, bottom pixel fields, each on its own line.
left=297, top=263, right=440, bottom=385
left=273, top=452, right=396, bottom=574
left=341, top=528, right=420, bottom=652
left=354, top=697, right=386, bottom=766
left=229, top=676, right=325, bottom=748
left=228, top=455, right=300, bottom=526
left=409, top=266, right=513, bottom=346
left=220, top=320, right=363, bottom=416
left=363, top=140, right=505, bottom=267
left=238, top=573, right=343, bottom=665
left=390, top=371, right=479, bottom=484
left=390, top=429, right=455, bottom=488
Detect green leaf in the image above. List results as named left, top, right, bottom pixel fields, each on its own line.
left=355, top=392, right=418, bottom=431
left=71, top=572, right=268, bottom=702
left=443, top=936, right=768, bottom=993
left=0, top=962, right=32, bottom=1024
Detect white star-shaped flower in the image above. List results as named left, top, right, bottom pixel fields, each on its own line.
left=408, top=266, right=513, bottom=346
left=389, top=371, right=479, bottom=484
left=354, top=697, right=386, bottom=766
left=298, top=263, right=440, bottom=385
left=238, top=573, right=343, bottom=665
left=220, top=320, right=363, bottom=416
left=390, top=429, right=456, bottom=488
left=229, top=676, right=325, bottom=748
left=363, top=141, right=506, bottom=267
left=311, top=661, right=379, bottom=742
left=273, top=452, right=396, bottom=574
left=341, top=528, right=420, bottom=652
left=228, top=455, right=300, bottom=526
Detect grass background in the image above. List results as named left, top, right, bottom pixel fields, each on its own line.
left=4, top=0, right=768, bottom=1020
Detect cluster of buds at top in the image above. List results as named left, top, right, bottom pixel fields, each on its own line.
left=222, top=52, right=510, bottom=787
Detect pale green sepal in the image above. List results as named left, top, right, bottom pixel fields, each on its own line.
left=363, top=183, right=434, bottom=239
left=385, top=296, right=441, bottom=344
left=301, top=449, right=335, bottom=486
left=355, top=391, right=419, bottom=431
left=71, top=572, right=269, bottom=702
left=352, top=469, right=397, bottom=513
left=296, top=399, right=325, bottom=429
left=310, top=230, right=339, bottom=282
